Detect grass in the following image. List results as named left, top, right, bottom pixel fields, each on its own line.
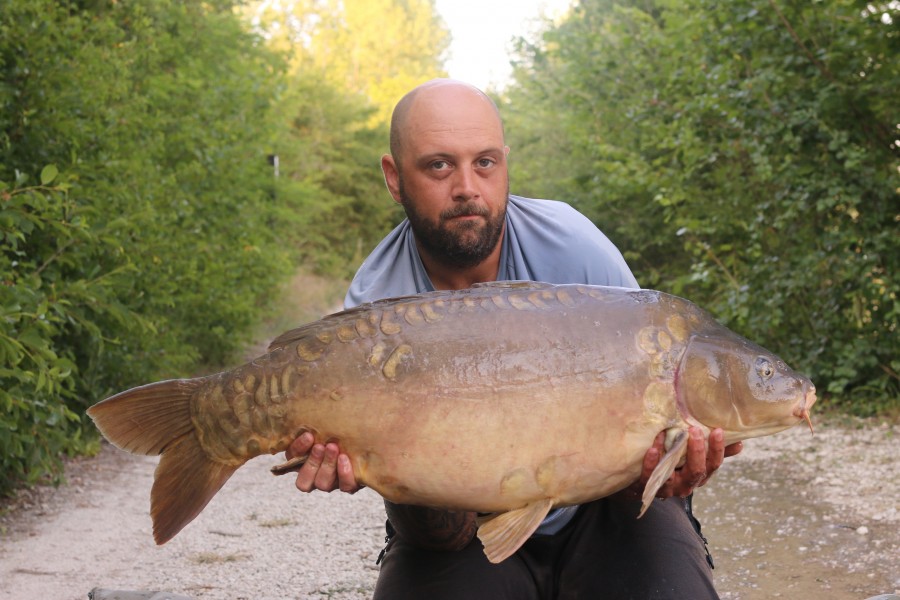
left=190, top=551, right=248, bottom=564
left=258, top=517, right=296, bottom=528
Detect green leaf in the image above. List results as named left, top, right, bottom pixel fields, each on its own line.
left=40, top=164, right=59, bottom=185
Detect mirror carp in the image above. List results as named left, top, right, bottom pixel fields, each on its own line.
left=87, top=282, right=816, bottom=563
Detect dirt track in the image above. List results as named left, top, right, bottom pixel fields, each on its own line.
left=694, top=417, right=899, bottom=599
left=1, top=415, right=897, bottom=599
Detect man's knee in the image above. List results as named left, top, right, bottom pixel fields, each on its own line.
left=374, top=534, right=537, bottom=600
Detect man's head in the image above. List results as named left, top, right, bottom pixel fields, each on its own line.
left=382, top=79, right=510, bottom=270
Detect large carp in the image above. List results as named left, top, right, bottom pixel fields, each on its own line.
left=88, top=282, right=816, bottom=563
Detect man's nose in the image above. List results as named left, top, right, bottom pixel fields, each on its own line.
left=450, top=166, right=478, bottom=200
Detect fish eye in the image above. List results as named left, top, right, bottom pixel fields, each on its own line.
left=755, top=357, right=774, bottom=380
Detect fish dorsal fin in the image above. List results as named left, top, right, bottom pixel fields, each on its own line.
left=476, top=498, right=554, bottom=563
left=470, top=280, right=553, bottom=291
left=639, top=428, right=690, bottom=517
left=265, top=296, right=422, bottom=353
left=267, top=321, right=326, bottom=352
left=266, top=282, right=555, bottom=352
left=266, top=306, right=362, bottom=352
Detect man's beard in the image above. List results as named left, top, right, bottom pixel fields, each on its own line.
left=399, top=181, right=508, bottom=270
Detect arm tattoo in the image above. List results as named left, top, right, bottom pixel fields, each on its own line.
left=384, top=500, right=477, bottom=551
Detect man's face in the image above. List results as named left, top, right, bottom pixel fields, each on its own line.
left=398, top=174, right=508, bottom=269
left=383, top=84, right=510, bottom=269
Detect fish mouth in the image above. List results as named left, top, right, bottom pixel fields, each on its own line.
left=793, top=384, right=817, bottom=434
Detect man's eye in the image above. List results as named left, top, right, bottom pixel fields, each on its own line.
left=477, top=158, right=495, bottom=168
left=430, top=160, right=449, bottom=170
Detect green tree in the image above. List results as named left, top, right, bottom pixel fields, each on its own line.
left=245, top=0, right=451, bottom=276
left=248, top=0, right=450, bottom=126
left=504, top=0, right=899, bottom=409
left=307, top=0, right=451, bottom=126
left=0, top=0, right=293, bottom=492
left=270, top=71, right=403, bottom=277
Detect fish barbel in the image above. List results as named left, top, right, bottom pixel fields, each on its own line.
left=87, top=282, right=816, bottom=563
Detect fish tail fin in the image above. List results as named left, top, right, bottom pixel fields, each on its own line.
left=87, top=378, right=202, bottom=455
left=87, top=378, right=239, bottom=544
left=151, top=433, right=239, bottom=544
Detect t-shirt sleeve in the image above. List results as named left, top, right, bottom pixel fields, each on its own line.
left=343, top=220, right=433, bottom=309
left=504, top=196, right=639, bottom=289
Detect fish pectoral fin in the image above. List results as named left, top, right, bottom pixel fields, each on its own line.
left=270, top=454, right=309, bottom=476
left=476, top=498, right=554, bottom=564
left=639, top=428, right=690, bottom=517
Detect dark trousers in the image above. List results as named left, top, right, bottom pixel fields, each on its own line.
left=373, top=496, right=718, bottom=600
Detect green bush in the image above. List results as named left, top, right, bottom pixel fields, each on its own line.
left=0, top=0, right=453, bottom=493
left=505, top=0, right=899, bottom=412
left=0, top=174, right=147, bottom=492
left=0, top=0, right=295, bottom=493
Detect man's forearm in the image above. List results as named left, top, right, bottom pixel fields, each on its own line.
left=384, top=500, right=477, bottom=551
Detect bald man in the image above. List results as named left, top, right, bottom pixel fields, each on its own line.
left=286, top=79, right=739, bottom=599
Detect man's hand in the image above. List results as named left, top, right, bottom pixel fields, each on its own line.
left=287, top=432, right=361, bottom=494
left=620, top=426, right=743, bottom=500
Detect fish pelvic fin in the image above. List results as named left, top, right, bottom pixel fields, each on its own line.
left=151, top=433, right=239, bottom=544
left=87, top=378, right=204, bottom=455
left=87, top=377, right=238, bottom=544
left=476, top=498, right=554, bottom=563
left=639, top=428, right=690, bottom=517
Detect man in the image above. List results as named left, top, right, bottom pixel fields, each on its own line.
left=286, top=79, right=741, bottom=599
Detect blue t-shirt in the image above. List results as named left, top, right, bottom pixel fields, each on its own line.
left=345, top=195, right=638, bottom=307
left=344, top=195, right=640, bottom=535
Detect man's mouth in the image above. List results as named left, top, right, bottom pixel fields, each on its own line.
left=442, top=207, right=489, bottom=223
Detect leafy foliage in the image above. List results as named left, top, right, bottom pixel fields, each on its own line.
left=504, top=0, right=899, bottom=411
left=248, top=0, right=450, bottom=126
left=0, top=0, right=293, bottom=493
left=1, top=179, right=102, bottom=489
left=247, top=0, right=449, bottom=277
left=0, top=0, right=452, bottom=494
left=268, top=71, right=405, bottom=277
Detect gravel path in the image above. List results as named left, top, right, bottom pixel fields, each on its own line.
left=1, top=416, right=897, bottom=599
left=695, top=416, right=899, bottom=599
left=1, top=449, right=384, bottom=599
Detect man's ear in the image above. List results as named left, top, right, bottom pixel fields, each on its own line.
left=381, top=154, right=402, bottom=204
